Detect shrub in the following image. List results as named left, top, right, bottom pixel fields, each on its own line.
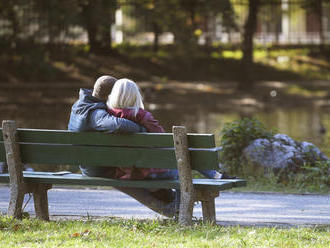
left=219, top=118, right=274, bottom=175
left=301, top=161, right=330, bottom=188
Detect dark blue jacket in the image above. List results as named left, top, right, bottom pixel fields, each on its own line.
left=68, top=88, right=144, bottom=177
left=68, top=89, right=143, bottom=133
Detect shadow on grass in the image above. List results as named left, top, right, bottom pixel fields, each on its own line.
left=0, top=44, right=303, bottom=84
left=0, top=45, right=78, bottom=83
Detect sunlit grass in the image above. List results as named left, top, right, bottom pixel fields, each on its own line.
left=0, top=216, right=329, bottom=248
left=254, top=48, right=330, bottom=80
left=218, top=47, right=330, bottom=81
left=222, top=50, right=242, bottom=59
left=285, top=85, right=328, bottom=97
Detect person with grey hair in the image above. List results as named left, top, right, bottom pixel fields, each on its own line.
left=68, top=75, right=178, bottom=217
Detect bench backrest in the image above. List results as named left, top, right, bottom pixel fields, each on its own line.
left=0, top=128, right=219, bottom=170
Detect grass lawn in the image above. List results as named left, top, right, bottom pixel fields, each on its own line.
left=0, top=216, right=329, bottom=248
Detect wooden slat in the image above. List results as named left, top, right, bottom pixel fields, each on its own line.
left=207, top=179, right=247, bottom=187
left=19, top=144, right=219, bottom=170
left=22, top=174, right=239, bottom=190
left=0, top=173, right=247, bottom=189
left=0, top=142, right=6, bottom=162
left=24, top=171, right=247, bottom=185
left=212, top=179, right=247, bottom=187
left=17, top=129, right=215, bottom=148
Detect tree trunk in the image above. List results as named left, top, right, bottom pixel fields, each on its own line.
left=238, top=0, right=260, bottom=91
left=86, top=22, right=101, bottom=53
left=173, top=0, right=198, bottom=50
left=8, top=6, right=20, bottom=49
left=81, top=0, right=114, bottom=54
left=153, top=22, right=160, bottom=53
left=203, top=13, right=212, bottom=47
left=316, top=0, right=324, bottom=53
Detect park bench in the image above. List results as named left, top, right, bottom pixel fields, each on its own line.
left=0, top=120, right=246, bottom=225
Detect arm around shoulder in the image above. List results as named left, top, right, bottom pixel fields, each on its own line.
left=90, top=109, right=145, bottom=133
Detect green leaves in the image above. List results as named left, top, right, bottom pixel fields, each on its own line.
left=219, top=118, right=273, bottom=174
left=301, top=160, right=330, bottom=188
left=219, top=118, right=329, bottom=193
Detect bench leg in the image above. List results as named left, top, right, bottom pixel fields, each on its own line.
left=8, top=184, right=25, bottom=219
left=173, top=126, right=195, bottom=225
left=32, top=184, right=52, bottom=221
left=3, top=121, right=25, bottom=219
left=195, top=189, right=219, bottom=224
left=201, top=198, right=216, bottom=224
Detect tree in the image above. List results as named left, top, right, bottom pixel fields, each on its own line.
left=238, top=0, right=260, bottom=91
left=126, top=0, right=203, bottom=51
left=34, top=0, right=118, bottom=53
left=160, top=0, right=237, bottom=50
left=79, top=0, right=117, bottom=54
left=33, top=0, right=80, bottom=46
left=162, top=0, right=199, bottom=49
left=122, top=0, right=238, bottom=53
left=0, top=0, right=29, bottom=49
left=195, top=0, right=238, bottom=47
left=129, top=0, right=168, bottom=52
left=301, top=0, right=330, bottom=53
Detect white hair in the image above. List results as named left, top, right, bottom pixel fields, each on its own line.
left=107, top=78, right=144, bottom=116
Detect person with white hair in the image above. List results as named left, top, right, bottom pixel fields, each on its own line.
left=108, top=78, right=164, bottom=133
left=107, top=78, right=223, bottom=180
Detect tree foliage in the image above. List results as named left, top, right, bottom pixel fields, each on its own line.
left=0, top=0, right=117, bottom=53
left=125, top=0, right=237, bottom=52
left=0, top=0, right=241, bottom=54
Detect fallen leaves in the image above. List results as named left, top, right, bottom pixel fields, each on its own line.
left=70, top=229, right=91, bottom=238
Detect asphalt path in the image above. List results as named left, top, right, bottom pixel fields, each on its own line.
left=0, top=186, right=329, bottom=227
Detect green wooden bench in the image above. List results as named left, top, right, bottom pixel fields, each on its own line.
left=0, top=120, right=246, bottom=225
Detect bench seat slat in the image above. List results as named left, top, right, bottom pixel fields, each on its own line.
left=19, top=144, right=219, bottom=170
left=12, top=129, right=216, bottom=148
left=0, top=173, right=246, bottom=190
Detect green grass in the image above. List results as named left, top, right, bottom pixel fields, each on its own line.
left=0, top=216, right=329, bottom=248
left=230, top=176, right=330, bottom=195
left=228, top=163, right=330, bottom=195
left=218, top=47, right=330, bottom=81
left=254, top=48, right=330, bottom=81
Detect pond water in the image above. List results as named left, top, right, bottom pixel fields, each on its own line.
left=155, top=105, right=330, bottom=157
left=1, top=83, right=330, bottom=161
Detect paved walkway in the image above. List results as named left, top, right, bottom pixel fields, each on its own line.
left=0, top=186, right=329, bottom=226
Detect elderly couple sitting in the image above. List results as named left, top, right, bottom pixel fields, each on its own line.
left=68, top=75, right=227, bottom=217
